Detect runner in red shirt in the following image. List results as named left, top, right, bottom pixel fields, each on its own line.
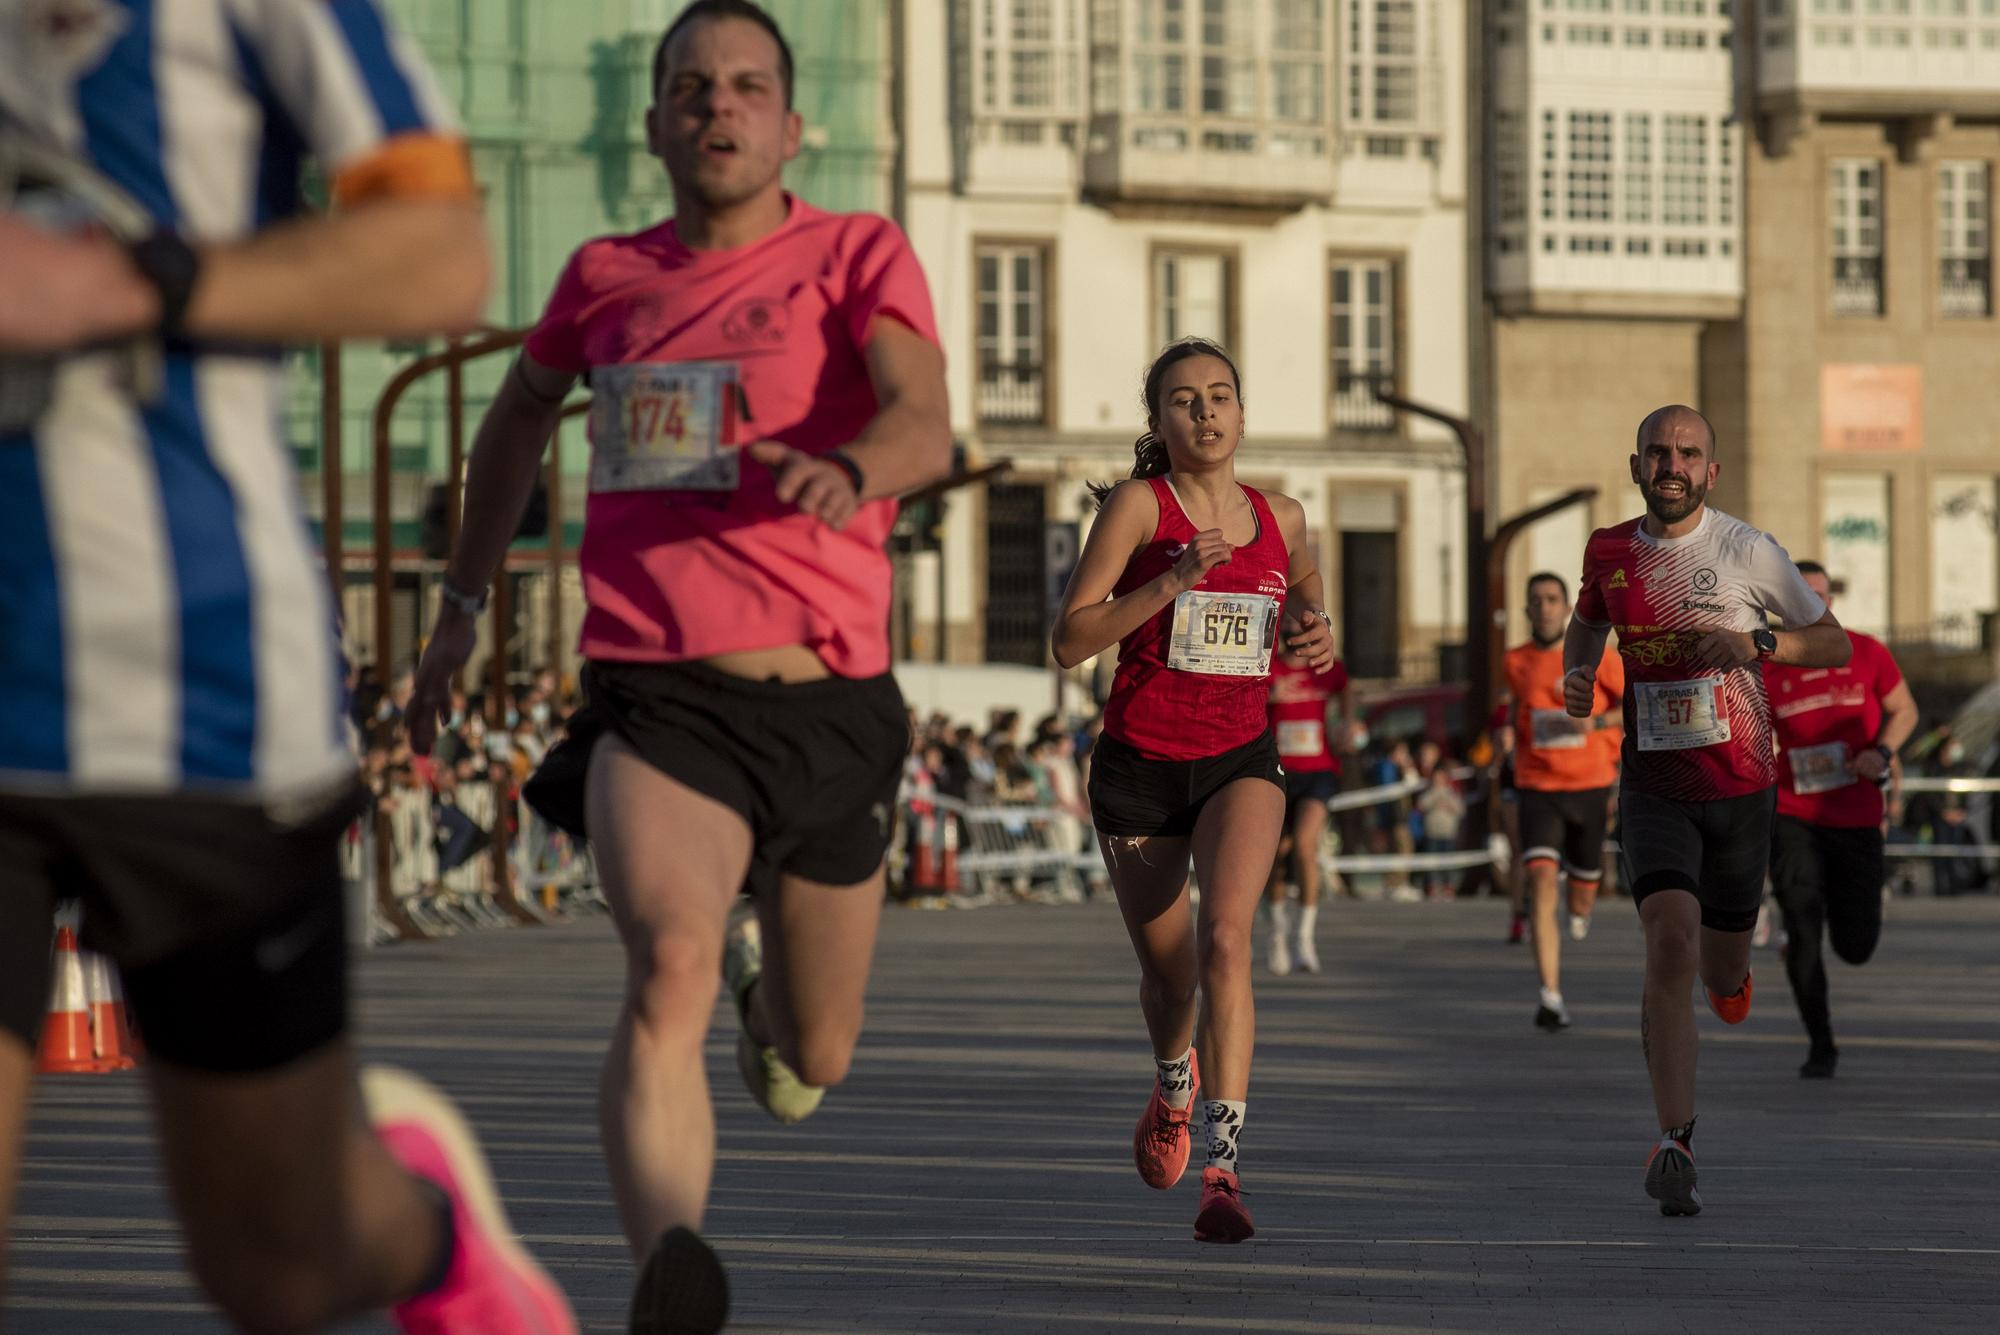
left=1763, top=561, right=1918, bottom=1079
left=1565, top=405, right=1849, bottom=1217
left=1054, top=338, right=1335, bottom=1245
left=1263, top=652, right=1351, bottom=976
left=1503, top=572, right=1623, bottom=1031
left=407, top=6, right=950, bottom=1327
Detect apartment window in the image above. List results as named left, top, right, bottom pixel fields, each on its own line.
left=1155, top=250, right=1231, bottom=347
left=1270, top=0, right=1327, bottom=122
left=1662, top=114, right=1708, bottom=227
left=1939, top=161, right=1992, bottom=317
left=1348, top=0, right=1421, bottom=128
left=1330, top=258, right=1397, bottom=432
left=1624, top=113, right=1653, bottom=224
left=1567, top=112, right=1614, bottom=223
left=976, top=243, right=1049, bottom=424
left=1831, top=159, right=1885, bottom=316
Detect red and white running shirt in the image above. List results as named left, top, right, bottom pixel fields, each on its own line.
left=1574, top=508, right=1826, bottom=801
left=1764, top=631, right=1903, bottom=828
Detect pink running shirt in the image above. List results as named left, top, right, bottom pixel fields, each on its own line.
left=525, top=197, right=940, bottom=678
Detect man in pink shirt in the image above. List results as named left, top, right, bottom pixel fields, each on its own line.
left=408, top=3, right=950, bottom=1329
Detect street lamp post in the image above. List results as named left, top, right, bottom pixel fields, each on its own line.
left=1366, top=379, right=1493, bottom=732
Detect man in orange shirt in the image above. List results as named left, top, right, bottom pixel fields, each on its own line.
left=1504, top=573, right=1623, bottom=1030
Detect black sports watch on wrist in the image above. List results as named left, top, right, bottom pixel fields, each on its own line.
left=1752, top=628, right=1778, bottom=660
left=124, top=229, right=202, bottom=340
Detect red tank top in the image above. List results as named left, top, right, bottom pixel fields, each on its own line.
left=1102, top=477, right=1293, bottom=761
left=1268, top=657, right=1348, bottom=774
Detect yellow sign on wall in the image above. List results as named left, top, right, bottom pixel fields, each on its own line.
left=1820, top=364, right=1924, bottom=453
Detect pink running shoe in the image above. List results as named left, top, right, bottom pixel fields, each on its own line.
left=363, top=1066, right=577, bottom=1335
left=1192, top=1166, right=1255, bottom=1243
left=1133, top=1049, right=1201, bottom=1190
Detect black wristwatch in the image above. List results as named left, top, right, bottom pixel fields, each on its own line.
left=124, top=228, right=202, bottom=341
left=1870, top=743, right=1894, bottom=768
left=1752, top=628, right=1778, bottom=660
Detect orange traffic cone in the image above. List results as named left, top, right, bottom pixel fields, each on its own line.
left=82, top=950, right=140, bottom=1070
left=938, top=814, right=960, bottom=895
left=36, top=926, right=98, bottom=1075
left=911, top=810, right=938, bottom=893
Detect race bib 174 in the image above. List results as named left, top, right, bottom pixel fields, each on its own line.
left=588, top=361, right=741, bottom=492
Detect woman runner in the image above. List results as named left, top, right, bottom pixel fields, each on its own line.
left=1052, top=338, right=1337, bottom=1243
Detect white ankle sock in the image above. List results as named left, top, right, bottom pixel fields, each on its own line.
left=1203, top=1099, right=1246, bottom=1172
left=1155, top=1047, right=1194, bottom=1110
left=1269, top=899, right=1291, bottom=937
left=1297, top=904, right=1319, bottom=942
left=1540, top=986, right=1564, bottom=1011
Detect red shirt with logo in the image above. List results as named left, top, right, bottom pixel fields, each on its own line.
left=524, top=197, right=939, bottom=678
left=1268, top=656, right=1349, bottom=774
left=1102, top=477, right=1294, bottom=761
left=1574, top=508, right=1826, bottom=801
left=1764, top=631, right=1902, bottom=828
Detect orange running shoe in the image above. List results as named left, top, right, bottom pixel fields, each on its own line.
left=1193, top=1166, right=1255, bottom=1243
left=1705, top=969, right=1753, bottom=1025
left=1133, top=1049, right=1200, bottom=1189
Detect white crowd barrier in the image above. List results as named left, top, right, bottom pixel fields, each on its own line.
left=345, top=781, right=605, bottom=946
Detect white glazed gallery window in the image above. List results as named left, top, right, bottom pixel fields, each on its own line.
left=1156, top=251, right=1231, bottom=347
left=1831, top=158, right=1885, bottom=316
left=1270, top=0, right=1328, bottom=123
left=1348, top=0, right=1422, bottom=129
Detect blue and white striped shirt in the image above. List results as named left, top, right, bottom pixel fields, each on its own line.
left=0, top=0, right=457, bottom=798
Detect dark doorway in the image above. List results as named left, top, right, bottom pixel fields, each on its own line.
left=984, top=483, right=1048, bottom=666
left=1341, top=530, right=1400, bottom=679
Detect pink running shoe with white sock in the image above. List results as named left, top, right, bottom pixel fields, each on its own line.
left=363, top=1066, right=577, bottom=1335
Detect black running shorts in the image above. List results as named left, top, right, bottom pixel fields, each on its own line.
left=1516, top=785, right=1612, bottom=882
left=1618, top=785, right=1776, bottom=932
left=0, top=781, right=364, bottom=1070
left=1283, top=769, right=1340, bottom=818
left=525, top=659, right=908, bottom=897
left=1088, top=729, right=1284, bottom=839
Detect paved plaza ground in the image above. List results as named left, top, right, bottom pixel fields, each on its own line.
left=11, top=890, right=1998, bottom=1333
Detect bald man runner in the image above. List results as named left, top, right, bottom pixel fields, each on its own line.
left=1564, top=405, right=1850, bottom=1217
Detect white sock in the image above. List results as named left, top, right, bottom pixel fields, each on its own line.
left=1297, top=904, right=1319, bottom=943
left=1540, top=986, right=1564, bottom=1011
left=1269, top=899, right=1291, bottom=937
left=1155, top=1047, right=1194, bottom=1110
left=1203, top=1099, right=1246, bottom=1173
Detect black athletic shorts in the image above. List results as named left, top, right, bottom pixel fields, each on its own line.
left=1088, top=728, right=1285, bottom=839
left=1283, top=768, right=1340, bottom=817
left=1517, top=785, right=1612, bottom=881
left=0, top=780, right=365, bottom=1071
left=1770, top=816, right=1885, bottom=911
left=1617, top=785, right=1776, bottom=932
left=524, top=659, right=908, bottom=897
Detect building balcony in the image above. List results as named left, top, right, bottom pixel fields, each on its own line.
left=1488, top=224, right=1744, bottom=318
left=1082, top=114, right=1336, bottom=212
left=1332, top=377, right=1396, bottom=433
left=963, top=119, right=1082, bottom=198
left=1755, top=13, right=2000, bottom=114
left=976, top=362, right=1048, bottom=428
left=1831, top=255, right=1884, bottom=317
left=1940, top=257, right=1993, bottom=318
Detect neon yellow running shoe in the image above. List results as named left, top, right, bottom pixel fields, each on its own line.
left=722, top=918, right=824, bottom=1125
